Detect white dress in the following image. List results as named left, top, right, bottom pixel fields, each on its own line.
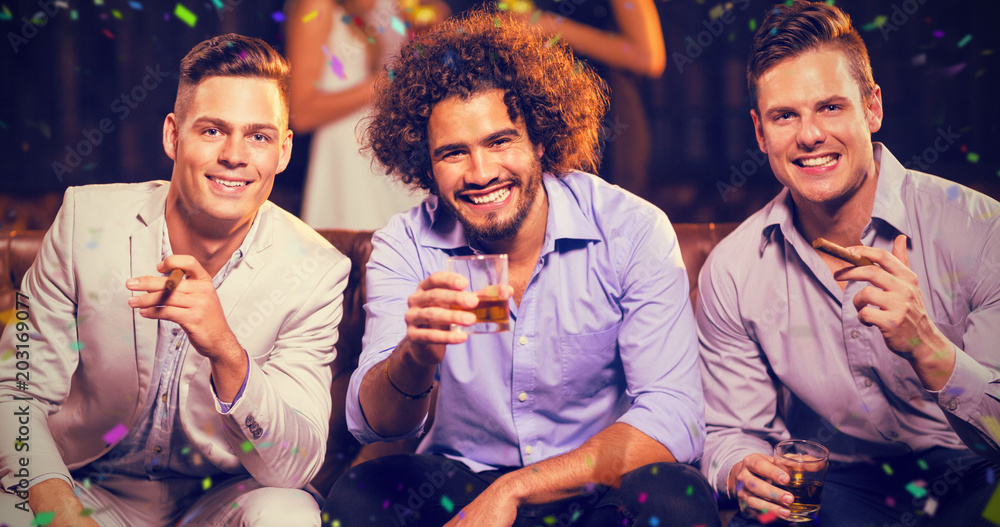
left=301, top=1, right=425, bottom=231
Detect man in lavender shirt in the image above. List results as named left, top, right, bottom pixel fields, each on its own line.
left=698, top=1, right=1000, bottom=526
left=322, top=9, right=718, bottom=527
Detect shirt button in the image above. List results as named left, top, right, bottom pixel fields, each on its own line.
left=519, top=336, right=528, bottom=346
left=518, top=392, right=527, bottom=402
left=864, top=378, right=873, bottom=387
left=525, top=446, right=533, bottom=455
left=948, top=400, right=958, bottom=411
left=153, top=446, right=163, bottom=454
left=850, top=330, right=860, bottom=339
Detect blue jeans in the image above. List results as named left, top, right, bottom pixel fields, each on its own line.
left=323, top=453, right=721, bottom=526
left=729, top=447, right=997, bottom=527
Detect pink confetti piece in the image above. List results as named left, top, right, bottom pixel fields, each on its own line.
left=102, top=423, right=128, bottom=444
left=638, top=491, right=647, bottom=503
left=758, top=510, right=778, bottom=524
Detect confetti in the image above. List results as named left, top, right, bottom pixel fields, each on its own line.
left=241, top=440, right=254, bottom=452
left=649, top=517, right=660, bottom=526
left=102, top=28, right=114, bottom=39
left=272, top=11, right=285, bottom=23
left=303, top=10, right=318, bottom=23
left=967, top=152, right=980, bottom=163
left=70, top=9, right=78, bottom=19
left=129, top=1, right=143, bottom=10
left=174, top=3, right=197, bottom=27
left=391, top=16, right=406, bottom=35
left=440, top=495, right=455, bottom=513
left=917, top=459, right=929, bottom=471
left=757, top=510, right=778, bottom=524
left=885, top=495, right=896, bottom=507
left=112, top=9, right=122, bottom=18
left=71, top=341, right=85, bottom=351
left=882, top=463, right=893, bottom=476
left=686, top=484, right=694, bottom=496
left=211, top=0, right=223, bottom=9
left=924, top=496, right=938, bottom=516
left=584, top=455, right=594, bottom=467
left=638, top=491, right=648, bottom=503
left=202, top=476, right=212, bottom=490
left=543, top=515, right=557, bottom=524
left=958, top=34, right=972, bottom=48
left=79, top=508, right=94, bottom=517
left=905, top=480, right=927, bottom=499
left=31, top=512, right=55, bottom=526
left=102, top=423, right=128, bottom=444
left=749, top=18, right=757, bottom=31
left=0, top=6, right=10, bottom=21
left=329, top=54, right=345, bottom=79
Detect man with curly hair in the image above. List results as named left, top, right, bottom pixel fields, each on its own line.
left=322, top=9, right=720, bottom=527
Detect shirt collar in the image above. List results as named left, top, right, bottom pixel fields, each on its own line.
left=758, top=142, right=911, bottom=254
left=418, top=173, right=602, bottom=252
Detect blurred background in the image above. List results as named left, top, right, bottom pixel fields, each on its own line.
left=1, top=0, right=998, bottom=232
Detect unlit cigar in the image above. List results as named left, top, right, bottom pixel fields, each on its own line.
left=165, top=268, right=185, bottom=292
left=811, top=238, right=873, bottom=267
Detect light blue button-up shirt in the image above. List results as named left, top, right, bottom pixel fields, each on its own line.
left=347, top=171, right=705, bottom=471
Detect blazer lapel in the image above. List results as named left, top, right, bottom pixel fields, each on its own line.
left=129, top=184, right=170, bottom=418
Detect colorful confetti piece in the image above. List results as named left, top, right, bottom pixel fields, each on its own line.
left=391, top=16, right=406, bottom=35
left=330, top=54, right=345, bottom=79
left=905, top=480, right=927, bottom=499
left=882, top=463, right=894, bottom=476
left=31, top=512, right=55, bottom=526
left=202, top=476, right=212, bottom=490
left=272, top=11, right=285, bottom=23
left=958, top=34, right=972, bottom=48
left=440, top=495, right=455, bottom=513
left=128, top=1, right=143, bottom=10
left=102, top=423, right=128, bottom=444
left=917, top=459, right=929, bottom=471
left=968, top=152, right=980, bottom=163
left=303, top=10, right=318, bottom=23
left=0, top=6, right=11, bottom=21
left=174, top=3, right=197, bottom=27
left=638, top=491, right=648, bottom=503
left=757, top=510, right=778, bottom=524
left=241, top=440, right=254, bottom=452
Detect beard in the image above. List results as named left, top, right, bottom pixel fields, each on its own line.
left=439, top=156, right=543, bottom=243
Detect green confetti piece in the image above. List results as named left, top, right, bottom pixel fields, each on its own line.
left=543, top=515, right=558, bottom=525
left=79, top=508, right=94, bottom=517
left=571, top=509, right=582, bottom=521
left=983, top=484, right=1000, bottom=524
left=70, top=9, right=78, bottom=20
left=873, top=15, right=887, bottom=27
left=112, top=9, right=122, bottom=18
left=826, top=0, right=835, bottom=4
left=202, top=476, right=212, bottom=490
left=958, top=34, right=972, bottom=48
left=917, top=459, right=929, bottom=470
left=241, top=440, right=254, bottom=453
left=907, top=337, right=922, bottom=347
left=686, top=484, right=694, bottom=496
left=749, top=18, right=757, bottom=31
left=71, top=341, right=85, bottom=351
left=967, top=152, right=980, bottom=163
left=231, top=502, right=239, bottom=509
left=584, top=455, right=594, bottom=467
left=882, top=463, right=893, bottom=476
left=181, top=446, right=191, bottom=454
left=905, top=481, right=927, bottom=499
left=174, top=3, right=197, bottom=27
left=651, top=465, right=659, bottom=475
left=440, top=495, right=455, bottom=513
left=211, top=0, right=223, bottom=8
left=0, top=6, right=11, bottom=20
left=493, top=17, right=500, bottom=27
left=31, top=512, right=56, bottom=526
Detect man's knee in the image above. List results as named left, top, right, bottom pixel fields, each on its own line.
left=237, top=487, right=320, bottom=527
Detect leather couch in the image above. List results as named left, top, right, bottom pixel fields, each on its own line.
left=0, top=222, right=739, bottom=500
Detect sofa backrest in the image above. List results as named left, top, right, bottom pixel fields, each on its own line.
left=0, top=222, right=739, bottom=495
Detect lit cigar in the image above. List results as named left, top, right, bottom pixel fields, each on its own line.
left=811, top=238, right=873, bottom=267
left=164, top=268, right=185, bottom=292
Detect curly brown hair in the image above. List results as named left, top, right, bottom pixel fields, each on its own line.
left=364, top=9, right=609, bottom=192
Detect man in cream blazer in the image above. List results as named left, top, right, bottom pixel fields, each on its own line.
left=0, top=34, right=348, bottom=526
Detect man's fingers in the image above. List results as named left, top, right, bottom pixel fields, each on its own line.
left=406, top=306, right=476, bottom=328
left=406, top=326, right=469, bottom=346
left=892, top=234, right=910, bottom=267
left=418, top=271, right=469, bottom=293
left=158, top=254, right=211, bottom=281
left=409, top=287, right=479, bottom=310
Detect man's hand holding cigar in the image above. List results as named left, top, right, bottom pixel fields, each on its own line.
left=125, top=255, right=248, bottom=402
left=829, top=234, right=956, bottom=391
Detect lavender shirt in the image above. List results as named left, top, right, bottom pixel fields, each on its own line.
left=698, top=144, right=1000, bottom=496
left=347, top=172, right=705, bottom=470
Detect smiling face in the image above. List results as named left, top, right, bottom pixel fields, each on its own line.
left=427, top=89, right=545, bottom=243
left=163, top=75, right=292, bottom=233
left=751, top=47, right=883, bottom=210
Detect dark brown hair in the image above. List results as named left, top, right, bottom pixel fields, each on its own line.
left=364, top=9, right=609, bottom=192
left=175, top=33, right=291, bottom=126
left=748, top=0, right=875, bottom=111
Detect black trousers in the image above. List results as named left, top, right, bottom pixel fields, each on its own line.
left=729, top=447, right=997, bottom=527
left=322, top=453, right=721, bottom=526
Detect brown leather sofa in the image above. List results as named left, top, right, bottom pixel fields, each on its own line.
left=0, top=222, right=739, bottom=500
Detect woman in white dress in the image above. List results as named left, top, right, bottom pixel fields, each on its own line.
left=286, top=0, right=425, bottom=230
